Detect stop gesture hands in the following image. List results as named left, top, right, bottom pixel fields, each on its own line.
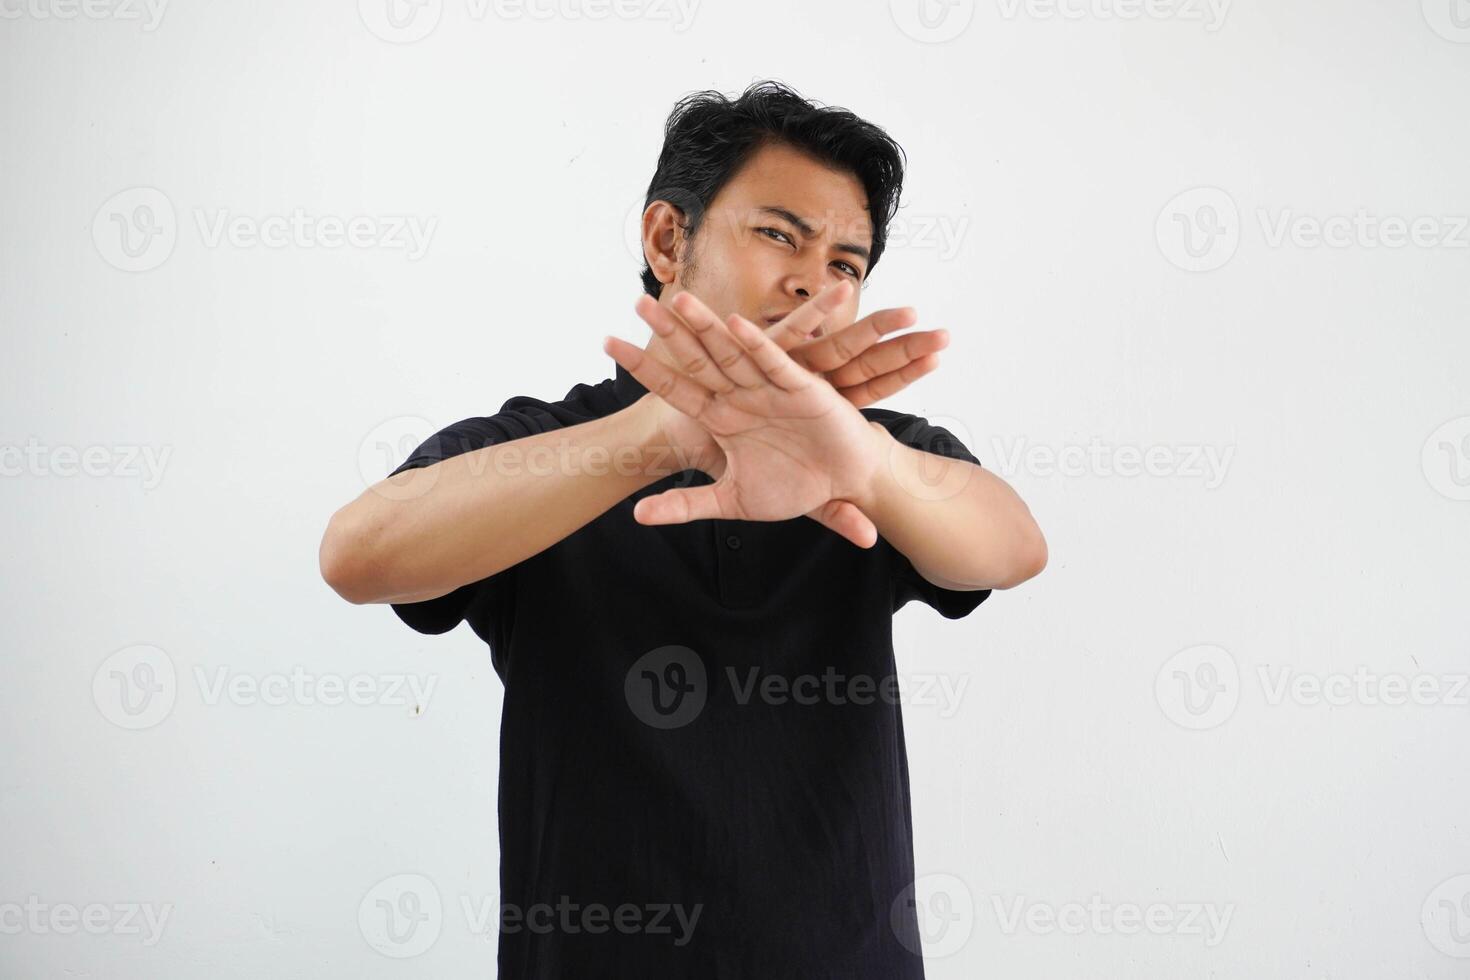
left=604, top=280, right=936, bottom=549
left=783, top=293, right=949, bottom=411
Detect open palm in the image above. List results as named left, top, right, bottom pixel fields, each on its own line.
left=606, top=283, right=891, bottom=548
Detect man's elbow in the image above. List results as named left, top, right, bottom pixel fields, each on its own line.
left=319, top=510, right=376, bottom=605
left=933, top=521, right=1046, bottom=592
left=995, top=522, right=1048, bottom=590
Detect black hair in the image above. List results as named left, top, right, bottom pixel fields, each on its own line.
left=638, top=79, right=907, bottom=298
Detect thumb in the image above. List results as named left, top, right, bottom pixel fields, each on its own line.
left=806, top=499, right=879, bottom=549
left=633, top=483, right=730, bottom=527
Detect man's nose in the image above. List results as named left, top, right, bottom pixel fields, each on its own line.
left=788, top=275, right=818, bottom=299
left=784, top=259, right=826, bottom=302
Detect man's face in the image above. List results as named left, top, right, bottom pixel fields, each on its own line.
left=659, top=142, right=872, bottom=339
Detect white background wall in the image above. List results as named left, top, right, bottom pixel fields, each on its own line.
left=3, top=0, right=1468, bottom=976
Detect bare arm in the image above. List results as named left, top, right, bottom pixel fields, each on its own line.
left=855, top=421, right=1047, bottom=592
left=322, top=285, right=949, bottom=607
left=319, top=394, right=692, bottom=605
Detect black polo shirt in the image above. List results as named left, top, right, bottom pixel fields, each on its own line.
left=388, top=362, right=990, bottom=979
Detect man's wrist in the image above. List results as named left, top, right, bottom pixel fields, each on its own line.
left=621, top=393, right=721, bottom=479
left=851, top=420, right=897, bottom=515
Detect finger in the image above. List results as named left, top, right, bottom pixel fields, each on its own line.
left=634, top=295, right=738, bottom=395
left=632, top=482, right=728, bottom=526
left=789, top=306, right=920, bottom=375
left=667, top=290, right=766, bottom=389
left=763, top=279, right=854, bottom=351
left=826, top=328, right=949, bottom=393
left=725, top=312, right=818, bottom=393
left=805, top=499, right=878, bottom=549
left=836, top=351, right=943, bottom=410
left=603, top=333, right=715, bottom=423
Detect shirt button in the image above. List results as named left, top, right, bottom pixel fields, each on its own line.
left=725, top=534, right=742, bottom=550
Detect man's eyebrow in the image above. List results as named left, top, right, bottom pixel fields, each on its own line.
left=756, top=205, right=871, bottom=264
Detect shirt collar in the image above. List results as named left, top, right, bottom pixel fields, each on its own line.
left=612, top=361, right=648, bottom=408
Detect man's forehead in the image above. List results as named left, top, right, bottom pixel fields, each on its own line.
left=716, top=144, right=873, bottom=242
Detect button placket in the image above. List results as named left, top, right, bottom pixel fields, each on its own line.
left=714, top=520, right=756, bottom=607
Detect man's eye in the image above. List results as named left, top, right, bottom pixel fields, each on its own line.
left=757, top=227, right=794, bottom=245
left=834, top=262, right=861, bottom=278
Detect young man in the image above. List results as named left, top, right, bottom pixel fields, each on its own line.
left=321, top=80, right=1046, bottom=978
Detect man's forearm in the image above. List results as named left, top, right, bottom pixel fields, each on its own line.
left=320, top=395, right=698, bottom=605
left=856, top=422, right=1047, bottom=591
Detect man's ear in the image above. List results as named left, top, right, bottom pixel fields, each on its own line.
left=641, top=200, right=688, bottom=286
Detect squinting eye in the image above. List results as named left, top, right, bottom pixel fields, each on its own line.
left=835, top=262, right=861, bottom=278
left=757, top=227, right=794, bottom=245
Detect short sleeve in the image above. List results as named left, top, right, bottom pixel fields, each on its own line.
left=385, top=400, right=561, bottom=641
left=868, top=411, right=993, bottom=620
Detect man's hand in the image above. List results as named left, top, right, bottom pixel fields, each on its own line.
left=622, top=280, right=948, bottom=479
left=782, top=300, right=950, bottom=410
left=604, top=283, right=904, bottom=548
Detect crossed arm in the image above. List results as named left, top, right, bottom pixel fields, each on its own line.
left=859, top=421, right=1047, bottom=591
left=609, top=279, right=1047, bottom=591
left=323, top=281, right=1046, bottom=607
